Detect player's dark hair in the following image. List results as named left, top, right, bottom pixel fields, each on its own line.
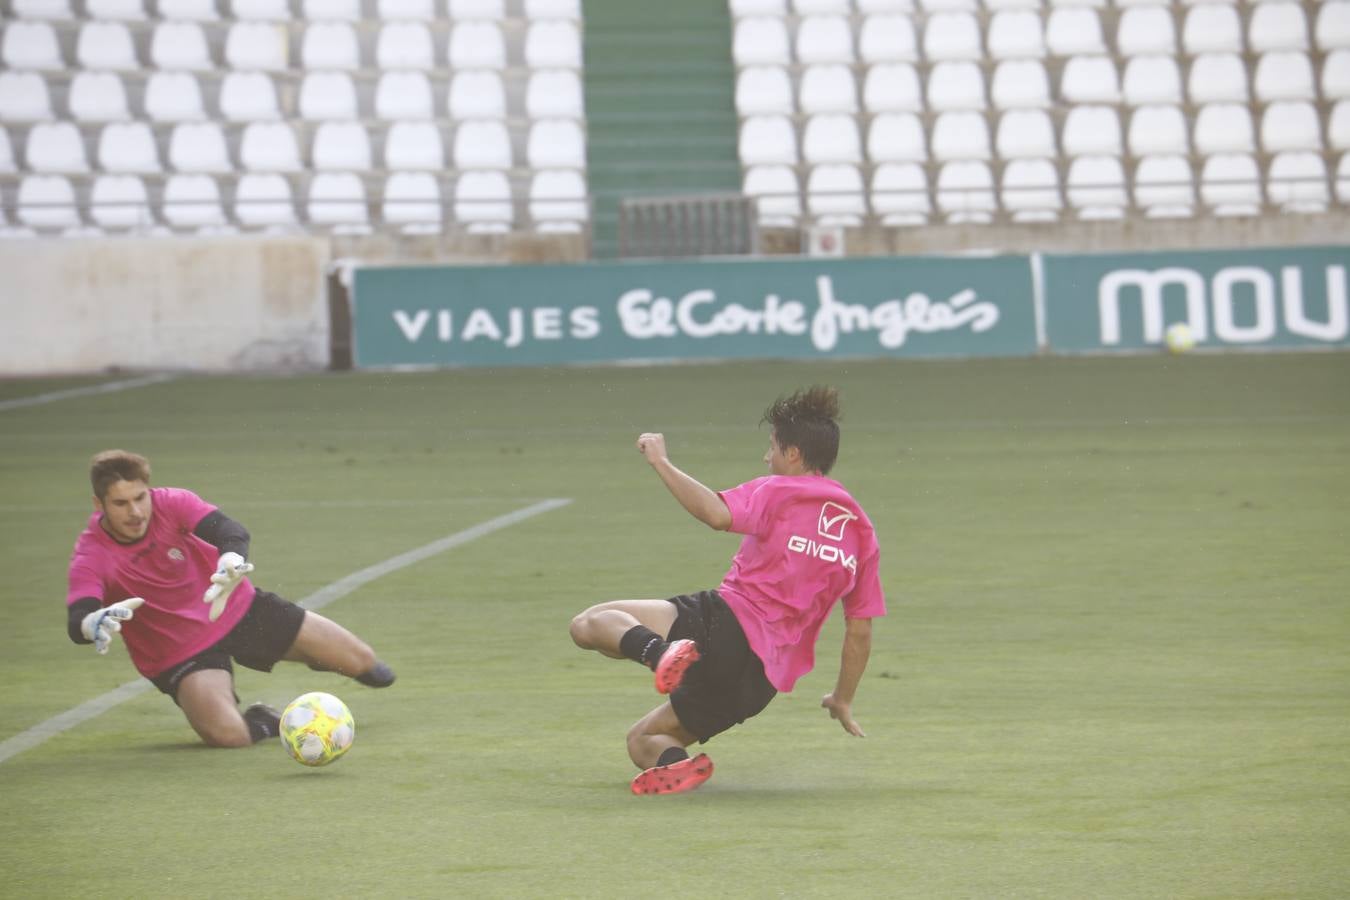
left=761, top=386, right=841, bottom=475
left=90, top=450, right=151, bottom=499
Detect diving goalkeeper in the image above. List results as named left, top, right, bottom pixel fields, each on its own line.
left=65, top=449, right=395, bottom=747
left=570, top=386, right=886, bottom=795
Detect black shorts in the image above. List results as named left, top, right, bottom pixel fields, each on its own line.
left=149, top=590, right=306, bottom=701
left=666, top=590, right=777, bottom=742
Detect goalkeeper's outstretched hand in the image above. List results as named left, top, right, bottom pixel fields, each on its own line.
left=204, top=552, right=254, bottom=622
left=81, top=597, right=145, bottom=655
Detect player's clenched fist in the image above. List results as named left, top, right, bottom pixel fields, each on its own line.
left=635, top=432, right=668, bottom=465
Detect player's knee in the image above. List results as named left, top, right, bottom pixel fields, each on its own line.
left=198, top=719, right=252, bottom=749
left=569, top=609, right=595, bottom=648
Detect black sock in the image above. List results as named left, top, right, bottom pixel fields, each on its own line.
left=657, top=747, right=690, bottom=767
left=244, top=707, right=280, bottom=743
left=618, top=626, right=668, bottom=670
left=355, top=661, right=396, bottom=687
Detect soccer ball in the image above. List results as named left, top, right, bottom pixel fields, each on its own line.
left=1164, top=322, right=1197, bottom=354
left=280, top=692, right=355, bottom=767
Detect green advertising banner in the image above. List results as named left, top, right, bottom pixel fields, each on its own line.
left=1042, top=246, right=1350, bottom=353
left=351, top=255, right=1039, bottom=368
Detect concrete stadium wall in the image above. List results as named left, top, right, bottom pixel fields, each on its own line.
left=0, top=237, right=330, bottom=375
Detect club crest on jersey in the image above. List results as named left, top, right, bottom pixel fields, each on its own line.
left=817, top=502, right=857, bottom=540
left=167, top=548, right=184, bottom=561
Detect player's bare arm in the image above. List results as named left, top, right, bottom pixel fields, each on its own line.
left=635, top=432, right=732, bottom=530
left=822, top=616, right=873, bottom=737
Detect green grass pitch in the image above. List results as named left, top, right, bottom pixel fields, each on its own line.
left=0, top=353, right=1347, bottom=898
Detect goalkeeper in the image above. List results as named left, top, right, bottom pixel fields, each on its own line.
left=65, top=449, right=395, bottom=748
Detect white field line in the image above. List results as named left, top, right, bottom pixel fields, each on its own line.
left=0, top=374, right=176, bottom=412
left=0, top=497, right=572, bottom=766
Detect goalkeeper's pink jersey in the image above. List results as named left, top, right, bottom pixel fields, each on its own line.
left=716, top=475, right=885, bottom=693
left=66, top=487, right=255, bottom=678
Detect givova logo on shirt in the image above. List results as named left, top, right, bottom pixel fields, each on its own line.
left=817, top=502, right=857, bottom=540
left=786, top=502, right=860, bottom=571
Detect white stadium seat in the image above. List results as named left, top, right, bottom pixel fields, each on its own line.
left=307, top=172, right=370, bottom=231
left=1324, top=50, right=1350, bottom=101
left=734, top=17, right=792, bottom=66
left=384, top=121, right=445, bottom=170
left=736, top=66, right=795, bottom=116
left=867, top=113, right=927, bottom=162
left=235, top=173, right=298, bottom=229
left=454, top=170, right=513, bottom=232
left=923, top=12, right=983, bottom=61
left=730, top=0, right=787, bottom=14
left=303, top=0, right=360, bottom=19
left=169, top=122, right=231, bottom=173
left=27, top=122, right=90, bottom=173
left=796, top=16, right=856, bottom=64
left=162, top=174, right=227, bottom=228
left=151, top=23, right=213, bottom=71
left=920, top=0, right=976, bottom=10
left=239, top=122, right=303, bottom=172
left=742, top=165, right=801, bottom=226
left=803, top=114, right=863, bottom=164
left=1261, top=101, right=1321, bottom=153
left=379, top=0, right=434, bottom=19
left=739, top=115, right=798, bottom=165
left=448, top=0, right=505, bottom=16
left=1187, top=54, right=1249, bottom=105
left=527, top=119, right=586, bottom=169
left=1061, top=105, right=1122, bottom=157
left=935, top=160, right=996, bottom=223
left=448, top=22, right=507, bottom=69
left=376, top=72, right=434, bottom=120
left=312, top=121, right=372, bottom=172
left=225, top=23, right=289, bottom=71
left=1059, top=55, right=1119, bottom=104
left=986, top=11, right=1045, bottom=59
left=90, top=175, right=153, bottom=230
left=528, top=70, right=585, bottom=119
left=1122, top=56, right=1182, bottom=106
left=794, top=0, right=852, bottom=12
left=1045, top=8, right=1104, bottom=56
left=529, top=169, right=589, bottom=232
left=858, top=15, right=919, bottom=63
left=1332, top=101, right=1350, bottom=150
left=1182, top=4, right=1243, bottom=55
left=161, top=0, right=220, bottom=18
left=382, top=172, right=442, bottom=232
left=0, top=72, right=53, bottom=121
left=1253, top=52, right=1317, bottom=102
left=991, top=60, right=1051, bottom=108
left=298, top=72, right=359, bottom=120
left=525, top=20, right=583, bottom=68
left=931, top=110, right=991, bottom=160
left=376, top=22, right=436, bottom=71
left=871, top=162, right=930, bottom=226
left=1117, top=7, right=1176, bottom=56
left=76, top=22, right=138, bottom=70
left=1, top=22, right=63, bottom=70
left=1194, top=103, right=1256, bottom=155
left=527, top=0, right=581, bottom=16
left=1248, top=3, right=1309, bottom=53
left=1338, top=154, right=1350, bottom=204
left=1127, top=105, right=1189, bottom=157
left=1133, top=155, right=1195, bottom=218
left=303, top=22, right=361, bottom=70
left=233, top=0, right=290, bottom=18
left=12, top=0, right=73, bottom=19
left=859, top=0, right=916, bottom=9
left=862, top=63, right=924, bottom=111
left=219, top=72, right=281, bottom=122
left=1201, top=153, right=1262, bottom=217
left=88, top=0, right=146, bottom=17
left=926, top=61, right=985, bottom=110
left=806, top=163, right=867, bottom=225
left=97, top=122, right=160, bottom=174
left=1001, top=158, right=1062, bottom=223
left=1267, top=151, right=1329, bottom=213
left=449, top=71, right=507, bottom=119
left=18, top=175, right=80, bottom=229
left=452, top=120, right=512, bottom=169
left=0, top=130, right=14, bottom=174
left=799, top=65, right=859, bottom=114
left=144, top=72, right=207, bottom=121
left=1066, top=156, right=1127, bottom=220
left=1317, top=2, right=1350, bottom=50
left=69, top=72, right=130, bottom=123
left=996, top=109, right=1057, bottom=158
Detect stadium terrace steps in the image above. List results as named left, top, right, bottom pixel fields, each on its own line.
left=581, top=0, right=742, bottom=258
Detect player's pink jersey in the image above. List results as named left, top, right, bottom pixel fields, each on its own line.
left=716, top=475, right=885, bottom=693
left=66, top=487, right=255, bottom=678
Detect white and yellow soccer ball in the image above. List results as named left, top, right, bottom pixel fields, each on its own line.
left=280, top=692, right=355, bottom=767
left=1164, top=322, right=1197, bottom=354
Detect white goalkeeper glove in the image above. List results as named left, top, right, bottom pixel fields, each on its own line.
left=203, top=552, right=254, bottom=622
left=81, top=597, right=145, bottom=655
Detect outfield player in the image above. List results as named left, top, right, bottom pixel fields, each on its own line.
left=66, top=450, right=395, bottom=748
left=570, top=386, right=886, bottom=795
